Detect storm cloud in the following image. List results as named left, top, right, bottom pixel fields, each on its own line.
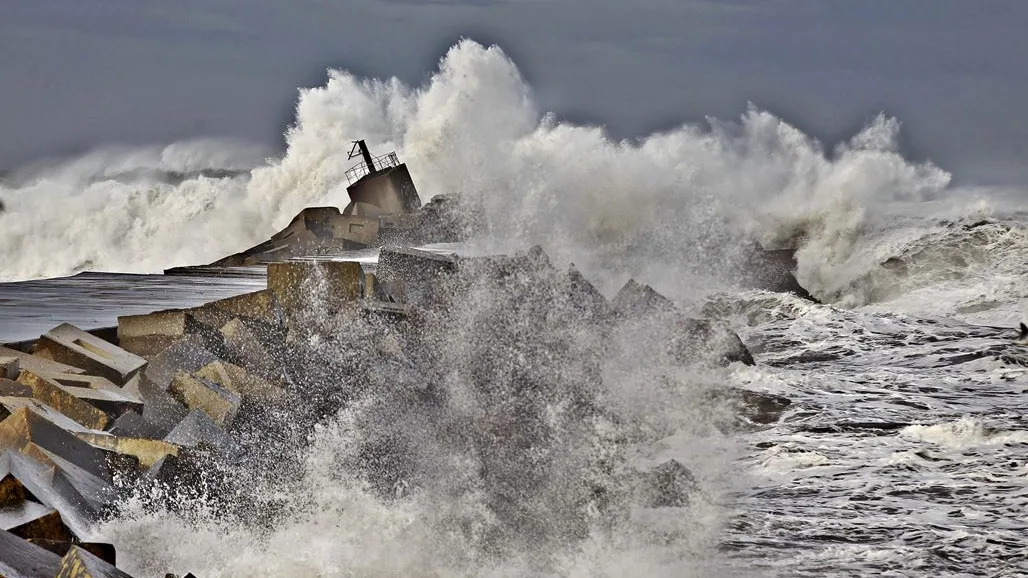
left=1, top=0, right=1025, bottom=184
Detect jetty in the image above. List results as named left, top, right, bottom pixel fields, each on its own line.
left=0, top=141, right=799, bottom=577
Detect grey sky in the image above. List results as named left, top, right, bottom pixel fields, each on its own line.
left=1, top=0, right=1025, bottom=184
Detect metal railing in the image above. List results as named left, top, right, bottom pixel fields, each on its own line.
left=345, top=151, right=400, bottom=184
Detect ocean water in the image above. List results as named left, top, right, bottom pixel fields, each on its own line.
left=1, top=39, right=1026, bottom=577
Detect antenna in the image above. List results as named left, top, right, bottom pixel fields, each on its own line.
left=348, top=140, right=376, bottom=173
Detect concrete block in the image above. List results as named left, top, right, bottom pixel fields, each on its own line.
left=164, top=411, right=234, bottom=455
left=56, top=545, right=133, bottom=578
left=0, top=346, right=86, bottom=376
left=267, top=260, right=363, bottom=313
left=0, top=527, right=62, bottom=578
left=29, top=372, right=144, bottom=419
left=1, top=472, right=27, bottom=507
left=376, top=246, right=457, bottom=306
left=134, top=378, right=189, bottom=438
left=0, top=398, right=91, bottom=439
left=105, top=411, right=165, bottom=440
left=167, top=371, right=240, bottom=427
left=141, top=336, right=217, bottom=391
left=29, top=446, right=117, bottom=513
left=116, top=310, right=197, bottom=359
left=33, top=324, right=146, bottom=385
left=1, top=356, right=19, bottom=379
left=25, top=541, right=116, bottom=567
left=194, top=360, right=283, bottom=403
left=1, top=500, right=74, bottom=542
left=30, top=373, right=119, bottom=392
left=0, top=451, right=97, bottom=539
left=58, top=388, right=143, bottom=422
left=218, top=319, right=282, bottom=383
left=15, top=370, right=109, bottom=431
left=0, top=408, right=111, bottom=481
left=0, top=378, right=32, bottom=399
left=203, top=289, right=278, bottom=325
left=74, top=433, right=178, bottom=470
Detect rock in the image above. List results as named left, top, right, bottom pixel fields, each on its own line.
left=610, top=279, right=677, bottom=319
left=561, top=265, right=611, bottom=323
left=167, top=371, right=241, bottom=427
left=669, top=319, right=755, bottom=366
left=611, top=279, right=755, bottom=366
left=0, top=347, right=86, bottom=376
left=376, top=247, right=458, bottom=307
left=14, top=370, right=110, bottom=430
left=56, top=545, right=133, bottom=578
left=635, top=459, right=699, bottom=508
left=712, top=388, right=792, bottom=425
left=32, top=324, right=146, bottom=385
left=267, top=260, right=364, bottom=314
left=739, top=244, right=818, bottom=302
left=0, top=527, right=62, bottom=578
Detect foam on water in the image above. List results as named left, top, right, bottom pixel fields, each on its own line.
left=2, top=38, right=1011, bottom=312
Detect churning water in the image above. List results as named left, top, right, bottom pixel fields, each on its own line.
left=2, top=39, right=1027, bottom=577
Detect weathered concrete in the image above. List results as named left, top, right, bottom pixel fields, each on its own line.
left=194, top=360, right=283, bottom=403
left=28, top=373, right=144, bottom=420
left=25, top=541, right=116, bottom=567
left=0, top=527, right=62, bottom=578
left=15, top=370, right=109, bottom=431
left=202, top=289, right=278, bottom=325
left=0, top=378, right=32, bottom=398
left=134, top=378, right=189, bottom=438
left=167, top=371, right=240, bottom=427
left=0, top=346, right=86, bottom=376
left=0, top=409, right=110, bottom=479
left=140, top=336, right=218, bottom=391
left=218, top=319, right=284, bottom=384
left=116, top=310, right=196, bottom=359
left=74, top=433, right=178, bottom=469
left=106, top=411, right=166, bottom=441
left=1, top=356, right=20, bottom=380
left=164, top=411, right=234, bottom=454
left=33, top=324, right=146, bottom=385
left=0, top=399, right=92, bottom=439
left=1, top=501, right=73, bottom=542
left=267, top=260, right=364, bottom=314
left=0, top=451, right=96, bottom=539
left=56, top=545, right=132, bottom=578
